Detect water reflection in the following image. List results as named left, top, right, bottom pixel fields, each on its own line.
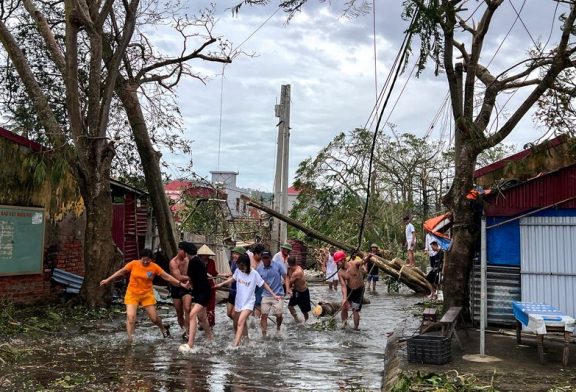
left=6, top=285, right=420, bottom=392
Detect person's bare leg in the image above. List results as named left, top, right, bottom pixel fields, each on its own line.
left=276, top=315, right=283, bottom=332
left=234, top=310, right=251, bottom=346
left=126, top=304, right=138, bottom=342
left=144, top=305, right=168, bottom=337
left=173, top=298, right=184, bottom=329
left=353, top=310, right=360, bottom=330
left=198, top=308, right=213, bottom=340
left=182, top=295, right=192, bottom=334
left=260, top=313, right=268, bottom=337
left=289, top=306, right=301, bottom=323
left=341, top=303, right=349, bottom=328
left=187, top=303, right=205, bottom=348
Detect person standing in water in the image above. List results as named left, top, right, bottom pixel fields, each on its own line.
left=182, top=244, right=214, bottom=351
left=323, top=247, right=339, bottom=291
left=287, top=256, right=311, bottom=323
left=169, top=241, right=194, bottom=340
left=215, top=253, right=281, bottom=346
left=336, top=251, right=367, bottom=330
left=100, top=248, right=188, bottom=342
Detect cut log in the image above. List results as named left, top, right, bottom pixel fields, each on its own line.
left=241, top=195, right=432, bottom=294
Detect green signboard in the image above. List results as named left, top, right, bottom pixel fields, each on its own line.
left=0, top=205, right=45, bottom=276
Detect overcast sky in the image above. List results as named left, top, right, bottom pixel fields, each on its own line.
left=157, top=1, right=566, bottom=191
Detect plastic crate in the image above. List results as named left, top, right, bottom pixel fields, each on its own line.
left=407, top=335, right=452, bottom=365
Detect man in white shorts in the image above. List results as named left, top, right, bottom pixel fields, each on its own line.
left=257, top=250, right=289, bottom=337
left=404, top=215, right=416, bottom=267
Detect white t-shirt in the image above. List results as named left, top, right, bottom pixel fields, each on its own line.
left=405, top=223, right=415, bottom=248
left=325, top=254, right=338, bottom=281
left=424, top=233, right=438, bottom=257
left=272, top=251, right=288, bottom=268
left=233, top=268, right=264, bottom=312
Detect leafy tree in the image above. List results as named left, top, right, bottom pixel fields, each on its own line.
left=0, top=1, right=234, bottom=306
left=290, top=128, right=449, bottom=251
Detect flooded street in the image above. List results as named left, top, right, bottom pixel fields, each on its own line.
left=4, top=285, right=420, bottom=391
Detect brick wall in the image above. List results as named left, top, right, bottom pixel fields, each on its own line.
left=0, top=272, right=52, bottom=304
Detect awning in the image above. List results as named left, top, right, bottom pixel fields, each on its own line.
left=424, top=212, right=452, bottom=251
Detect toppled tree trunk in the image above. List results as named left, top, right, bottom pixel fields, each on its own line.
left=241, top=195, right=432, bottom=294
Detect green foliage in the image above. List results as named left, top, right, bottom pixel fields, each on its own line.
left=391, top=371, right=496, bottom=392
left=0, top=301, right=114, bottom=338
left=289, top=128, right=451, bottom=251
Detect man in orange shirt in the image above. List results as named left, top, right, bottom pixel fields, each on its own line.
left=100, top=248, right=188, bottom=342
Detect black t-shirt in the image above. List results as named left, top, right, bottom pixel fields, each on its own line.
left=430, top=250, right=444, bottom=271
left=187, top=256, right=210, bottom=293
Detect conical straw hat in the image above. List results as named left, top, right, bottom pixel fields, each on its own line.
left=197, top=244, right=215, bottom=256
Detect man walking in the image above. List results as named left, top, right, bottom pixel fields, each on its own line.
left=287, top=256, right=311, bottom=323
left=257, top=250, right=289, bottom=337
left=169, top=242, right=193, bottom=340
left=336, top=251, right=366, bottom=330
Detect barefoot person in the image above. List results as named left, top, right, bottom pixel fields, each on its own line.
left=336, top=251, right=367, bottom=330
left=100, top=248, right=188, bottom=342
left=169, top=242, right=194, bottom=339
left=197, top=244, right=219, bottom=327
left=257, top=250, right=288, bottom=337
left=366, top=243, right=380, bottom=291
left=215, top=254, right=281, bottom=346
left=287, top=256, right=311, bottom=323
left=184, top=244, right=214, bottom=350
left=225, top=247, right=245, bottom=331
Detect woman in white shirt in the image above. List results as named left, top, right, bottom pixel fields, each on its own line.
left=215, top=253, right=280, bottom=346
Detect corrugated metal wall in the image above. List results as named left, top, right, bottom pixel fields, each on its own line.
left=470, top=264, right=521, bottom=326
left=520, top=216, right=576, bottom=317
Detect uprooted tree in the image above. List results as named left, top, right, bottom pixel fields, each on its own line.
left=0, top=1, right=234, bottom=306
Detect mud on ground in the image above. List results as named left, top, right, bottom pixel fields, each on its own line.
left=388, top=321, right=576, bottom=392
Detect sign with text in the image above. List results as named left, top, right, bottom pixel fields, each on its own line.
left=0, top=205, right=45, bottom=276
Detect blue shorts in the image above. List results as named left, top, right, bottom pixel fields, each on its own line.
left=367, top=274, right=379, bottom=282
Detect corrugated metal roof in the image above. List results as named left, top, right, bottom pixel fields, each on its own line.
left=484, top=163, right=576, bottom=216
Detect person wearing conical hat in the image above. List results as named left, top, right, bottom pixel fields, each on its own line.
left=197, top=244, right=218, bottom=327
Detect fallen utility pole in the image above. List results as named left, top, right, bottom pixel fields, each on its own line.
left=241, top=195, right=432, bottom=294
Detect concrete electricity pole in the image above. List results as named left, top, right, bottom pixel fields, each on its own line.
left=273, top=84, right=291, bottom=249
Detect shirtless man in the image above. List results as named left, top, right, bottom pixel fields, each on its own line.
left=287, top=256, right=311, bottom=323
left=169, top=241, right=193, bottom=339
left=336, top=251, right=366, bottom=330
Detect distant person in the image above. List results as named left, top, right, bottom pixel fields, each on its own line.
left=215, top=254, right=281, bottom=346
left=424, top=232, right=438, bottom=264
left=403, top=215, right=416, bottom=267
left=168, top=242, right=194, bottom=340
left=272, top=242, right=292, bottom=268
left=100, top=248, right=187, bottom=342
left=323, top=247, right=339, bottom=291
left=197, top=244, right=219, bottom=327
left=365, top=243, right=380, bottom=291
left=425, top=241, right=444, bottom=299
left=287, top=256, right=311, bottom=323
left=257, top=250, right=288, bottom=337
left=336, top=251, right=367, bottom=330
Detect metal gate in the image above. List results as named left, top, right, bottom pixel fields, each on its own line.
left=520, top=216, right=576, bottom=317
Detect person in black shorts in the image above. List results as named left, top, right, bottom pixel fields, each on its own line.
left=287, top=256, right=311, bottom=323
left=182, top=245, right=213, bottom=350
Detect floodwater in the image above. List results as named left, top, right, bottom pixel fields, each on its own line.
left=4, top=284, right=420, bottom=391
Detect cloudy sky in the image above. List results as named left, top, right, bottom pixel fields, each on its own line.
left=157, top=1, right=566, bottom=191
